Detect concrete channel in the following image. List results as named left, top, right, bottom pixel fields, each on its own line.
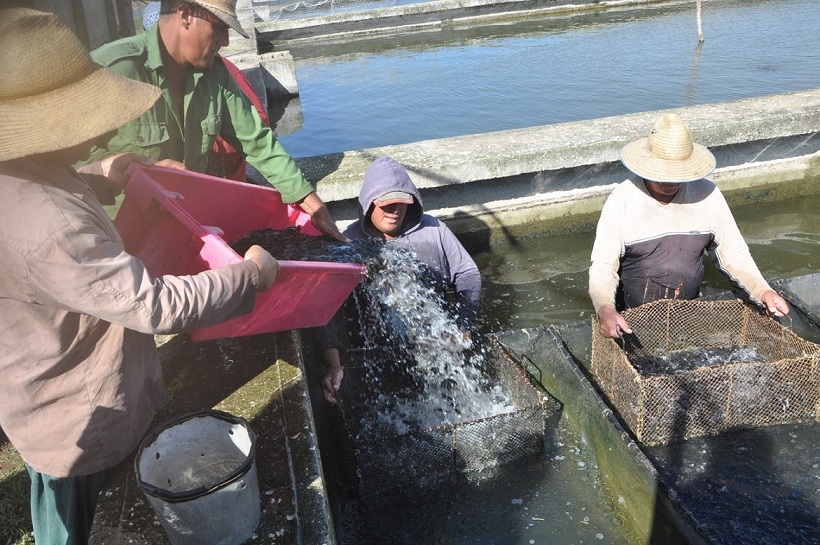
left=86, top=0, right=820, bottom=543
left=84, top=85, right=820, bottom=543
left=494, top=271, right=820, bottom=545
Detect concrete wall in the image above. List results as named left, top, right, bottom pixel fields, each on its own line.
left=295, top=88, right=820, bottom=247
left=80, top=0, right=118, bottom=48
left=24, top=0, right=132, bottom=49
left=253, top=0, right=680, bottom=45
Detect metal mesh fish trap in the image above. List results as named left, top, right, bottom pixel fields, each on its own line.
left=337, top=346, right=556, bottom=499
left=591, top=299, right=820, bottom=445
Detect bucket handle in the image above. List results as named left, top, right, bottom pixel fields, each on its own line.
left=134, top=409, right=257, bottom=503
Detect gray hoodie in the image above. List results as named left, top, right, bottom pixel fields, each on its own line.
left=316, top=157, right=481, bottom=354
left=345, top=157, right=481, bottom=326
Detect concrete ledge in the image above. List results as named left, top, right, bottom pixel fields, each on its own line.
left=253, top=0, right=679, bottom=44
left=230, top=51, right=300, bottom=97
left=295, top=88, right=820, bottom=236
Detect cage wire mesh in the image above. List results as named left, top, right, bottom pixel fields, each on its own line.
left=336, top=343, right=556, bottom=500
left=591, top=299, right=820, bottom=445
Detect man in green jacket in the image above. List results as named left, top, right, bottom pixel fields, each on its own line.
left=82, top=0, right=345, bottom=240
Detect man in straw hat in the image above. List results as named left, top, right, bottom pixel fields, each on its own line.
left=588, top=113, right=790, bottom=339
left=79, top=0, right=346, bottom=241
left=0, top=8, right=279, bottom=543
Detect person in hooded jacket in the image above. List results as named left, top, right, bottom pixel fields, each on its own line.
left=316, top=156, right=482, bottom=404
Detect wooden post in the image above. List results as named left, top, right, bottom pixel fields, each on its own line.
left=696, top=0, right=704, bottom=42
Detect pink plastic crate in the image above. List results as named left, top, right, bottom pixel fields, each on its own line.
left=114, top=165, right=365, bottom=341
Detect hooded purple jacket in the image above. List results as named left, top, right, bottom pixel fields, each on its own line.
left=318, top=157, right=481, bottom=352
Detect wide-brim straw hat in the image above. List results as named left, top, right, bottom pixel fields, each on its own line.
left=189, top=0, right=249, bottom=38
left=0, top=8, right=161, bottom=162
left=620, top=113, right=716, bottom=183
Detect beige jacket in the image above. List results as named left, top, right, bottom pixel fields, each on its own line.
left=0, top=158, right=258, bottom=477
left=589, top=176, right=772, bottom=313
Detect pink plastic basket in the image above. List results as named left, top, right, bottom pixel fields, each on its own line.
left=114, top=165, right=365, bottom=341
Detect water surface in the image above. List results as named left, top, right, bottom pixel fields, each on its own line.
left=275, top=0, right=820, bottom=158
left=336, top=428, right=640, bottom=545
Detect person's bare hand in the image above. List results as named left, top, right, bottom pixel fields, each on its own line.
left=597, top=305, right=633, bottom=339
left=761, top=290, right=790, bottom=317
left=321, top=348, right=344, bottom=404
left=154, top=158, right=187, bottom=170
left=243, top=245, right=279, bottom=291
left=298, top=192, right=346, bottom=241
left=98, top=153, right=154, bottom=192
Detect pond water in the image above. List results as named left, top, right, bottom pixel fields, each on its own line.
left=336, top=428, right=641, bottom=545
left=274, top=0, right=820, bottom=158
left=643, top=422, right=820, bottom=545
left=320, top=190, right=820, bottom=545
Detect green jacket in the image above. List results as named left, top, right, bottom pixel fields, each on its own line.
left=83, top=24, right=313, bottom=204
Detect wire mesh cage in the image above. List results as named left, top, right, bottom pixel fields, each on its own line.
left=591, top=299, right=820, bottom=445
left=336, top=344, right=558, bottom=500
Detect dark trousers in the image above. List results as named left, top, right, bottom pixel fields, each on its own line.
left=26, top=464, right=109, bottom=545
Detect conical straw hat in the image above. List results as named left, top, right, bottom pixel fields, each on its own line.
left=0, top=8, right=160, bottom=161
left=620, top=113, right=716, bottom=183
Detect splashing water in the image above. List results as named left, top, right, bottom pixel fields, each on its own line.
left=357, top=244, right=514, bottom=436
left=231, top=227, right=514, bottom=436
